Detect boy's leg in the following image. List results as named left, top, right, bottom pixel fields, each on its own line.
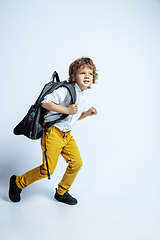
left=15, top=126, right=65, bottom=189
left=57, top=133, right=83, bottom=195
left=15, top=165, right=48, bottom=189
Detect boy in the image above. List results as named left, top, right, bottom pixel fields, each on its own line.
left=9, top=57, right=98, bottom=205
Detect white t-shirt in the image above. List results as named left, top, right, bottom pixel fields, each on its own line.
left=41, top=83, right=89, bottom=132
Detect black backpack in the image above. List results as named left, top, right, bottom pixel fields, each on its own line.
left=13, top=71, right=76, bottom=140
left=13, top=71, right=76, bottom=180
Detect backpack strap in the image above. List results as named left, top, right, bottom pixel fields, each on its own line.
left=44, top=125, right=51, bottom=180
left=43, top=125, right=50, bottom=179
left=45, top=82, right=76, bottom=128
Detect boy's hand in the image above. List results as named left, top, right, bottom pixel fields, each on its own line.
left=86, top=107, right=97, bottom=116
left=67, top=104, right=78, bottom=115
left=78, top=107, right=97, bottom=120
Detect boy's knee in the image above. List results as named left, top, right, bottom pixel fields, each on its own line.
left=78, top=158, right=83, bottom=168
left=74, top=157, right=83, bottom=170
left=67, top=156, right=83, bottom=171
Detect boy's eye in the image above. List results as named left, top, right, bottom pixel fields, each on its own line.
left=80, top=72, right=93, bottom=75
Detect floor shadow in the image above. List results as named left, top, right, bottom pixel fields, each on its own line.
left=0, top=156, right=18, bottom=202
left=0, top=153, right=55, bottom=202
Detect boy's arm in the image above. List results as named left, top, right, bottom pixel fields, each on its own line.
left=78, top=107, right=97, bottom=120
left=41, top=102, right=78, bottom=115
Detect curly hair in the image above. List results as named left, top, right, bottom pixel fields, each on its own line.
left=68, top=57, right=98, bottom=88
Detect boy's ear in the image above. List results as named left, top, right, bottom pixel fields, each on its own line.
left=71, top=76, right=75, bottom=82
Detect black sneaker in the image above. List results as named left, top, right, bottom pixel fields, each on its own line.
left=9, top=175, right=22, bottom=203
left=54, top=188, right=78, bottom=205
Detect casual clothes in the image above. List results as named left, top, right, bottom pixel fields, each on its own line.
left=16, top=83, right=89, bottom=195
left=42, top=83, right=89, bottom=132
left=16, top=126, right=82, bottom=195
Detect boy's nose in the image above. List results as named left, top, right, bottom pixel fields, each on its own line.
left=85, top=74, right=89, bottom=78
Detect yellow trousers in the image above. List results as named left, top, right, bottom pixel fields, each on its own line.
left=16, top=126, right=83, bottom=195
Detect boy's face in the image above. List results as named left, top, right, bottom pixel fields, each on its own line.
left=75, top=65, right=93, bottom=91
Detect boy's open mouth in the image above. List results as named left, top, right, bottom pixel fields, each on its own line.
left=83, top=80, right=90, bottom=83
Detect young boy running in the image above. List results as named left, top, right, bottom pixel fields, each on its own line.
left=9, top=57, right=98, bottom=205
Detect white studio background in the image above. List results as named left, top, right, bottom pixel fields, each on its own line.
left=0, top=0, right=160, bottom=240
